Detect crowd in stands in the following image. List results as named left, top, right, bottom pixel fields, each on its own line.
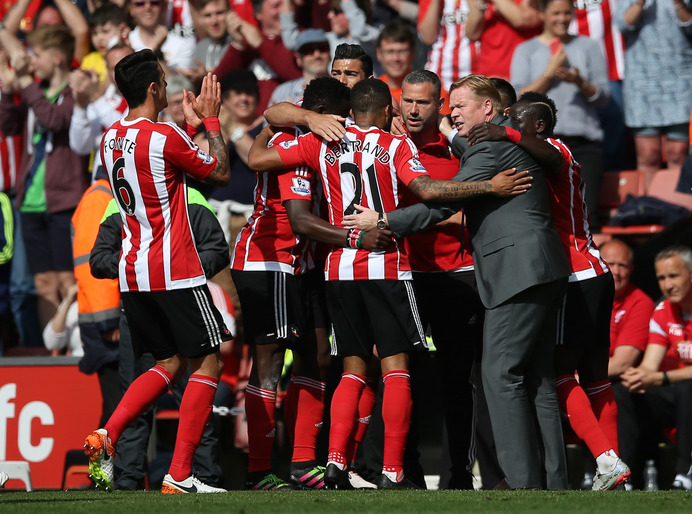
left=0, top=0, right=691, bottom=493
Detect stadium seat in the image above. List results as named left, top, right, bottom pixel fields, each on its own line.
left=597, top=170, right=645, bottom=226
left=647, top=169, right=692, bottom=209
left=0, top=461, right=32, bottom=491
left=61, top=449, right=90, bottom=490
left=597, top=170, right=666, bottom=235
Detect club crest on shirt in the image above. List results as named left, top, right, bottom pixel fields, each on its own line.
left=196, top=149, right=213, bottom=164
left=614, top=309, right=626, bottom=324
left=408, top=158, right=427, bottom=173
left=279, top=139, right=299, bottom=150
left=668, top=323, right=684, bottom=337
left=290, top=176, right=311, bottom=197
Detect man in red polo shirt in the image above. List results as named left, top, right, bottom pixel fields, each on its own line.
left=620, top=245, right=692, bottom=490
left=600, top=239, right=655, bottom=379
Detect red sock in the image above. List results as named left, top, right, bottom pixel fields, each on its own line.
left=105, top=366, right=173, bottom=446
left=284, top=376, right=299, bottom=445
left=328, top=373, right=365, bottom=467
left=345, top=379, right=377, bottom=464
left=245, top=385, right=277, bottom=473
left=291, top=376, right=325, bottom=463
left=556, top=375, right=612, bottom=458
left=584, top=380, right=620, bottom=453
left=168, top=374, right=219, bottom=481
left=381, top=371, right=411, bottom=475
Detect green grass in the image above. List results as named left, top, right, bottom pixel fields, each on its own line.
left=0, top=490, right=690, bottom=513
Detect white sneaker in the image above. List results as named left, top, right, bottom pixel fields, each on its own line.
left=347, top=470, right=377, bottom=489
left=161, top=474, right=226, bottom=494
left=0, top=471, right=9, bottom=488
left=592, top=459, right=631, bottom=491
left=671, top=473, right=692, bottom=490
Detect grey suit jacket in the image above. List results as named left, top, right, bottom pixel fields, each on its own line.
left=388, top=114, right=569, bottom=309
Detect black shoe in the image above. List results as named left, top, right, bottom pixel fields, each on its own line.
left=374, top=474, right=421, bottom=490
left=288, top=464, right=327, bottom=490
left=324, top=463, right=353, bottom=490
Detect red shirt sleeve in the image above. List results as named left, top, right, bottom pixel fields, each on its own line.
left=393, top=136, right=430, bottom=187
left=164, top=124, right=217, bottom=181
left=270, top=131, right=315, bottom=202
left=274, top=132, right=322, bottom=171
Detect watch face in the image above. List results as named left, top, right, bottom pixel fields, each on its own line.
left=377, top=220, right=386, bottom=229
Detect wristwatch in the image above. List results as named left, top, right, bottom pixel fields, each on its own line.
left=230, top=127, right=245, bottom=143
left=376, top=212, right=387, bottom=230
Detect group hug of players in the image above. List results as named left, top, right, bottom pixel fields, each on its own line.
left=83, top=47, right=629, bottom=493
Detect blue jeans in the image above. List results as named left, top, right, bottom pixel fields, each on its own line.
left=9, top=205, right=42, bottom=347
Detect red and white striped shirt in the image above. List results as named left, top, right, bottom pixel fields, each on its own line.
left=275, top=126, right=429, bottom=281
left=0, top=129, right=21, bottom=195
left=231, top=128, right=314, bottom=275
left=420, top=0, right=479, bottom=90
left=569, top=0, right=625, bottom=81
left=546, top=138, right=609, bottom=281
left=100, top=117, right=217, bottom=292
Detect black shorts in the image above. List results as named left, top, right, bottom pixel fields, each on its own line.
left=231, top=269, right=307, bottom=346
left=303, top=265, right=329, bottom=330
left=326, top=279, right=427, bottom=359
left=121, top=285, right=232, bottom=361
left=556, top=272, right=614, bottom=348
left=20, top=210, right=75, bottom=273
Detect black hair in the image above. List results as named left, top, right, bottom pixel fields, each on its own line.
left=350, top=78, right=391, bottom=116
left=114, top=49, right=162, bottom=108
left=302, top=77, right=351, bottom=118
left=490, top=77, right=517, bottom=111
left=333, top=43, right=373, bottom=78
left=89, top=1, right=128, bottom=28
left=377, top=20, right=415, bottom=48
left=518, top=91, right=558, bottom=133
left=402, top=70, right=442, bottom=101
left=219, top=69, right=259, bottom=97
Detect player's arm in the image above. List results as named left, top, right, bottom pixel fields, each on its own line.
left=247, top=125, right=288, bottom=171
left=467, top=123, right=564, bottom=174
left=182, top=73, right=230, bottom=186
left=263, top=102, right=346, bottom=142
left=285, top=199, right=393, bottom=251
left=406, top=169, right=532, bottom=203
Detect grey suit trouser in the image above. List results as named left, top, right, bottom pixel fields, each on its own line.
left=481, top=278, right=568, bottom=490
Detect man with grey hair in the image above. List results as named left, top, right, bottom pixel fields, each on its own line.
left=621, top=245, right=692, bottom=490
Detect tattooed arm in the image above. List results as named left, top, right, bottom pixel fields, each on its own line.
left=204, top=126, right=230, bottom=186
left=406, top=168, right=532, bottom=203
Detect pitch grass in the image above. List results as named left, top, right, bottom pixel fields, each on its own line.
left=0, top=490, right=690, bottom=513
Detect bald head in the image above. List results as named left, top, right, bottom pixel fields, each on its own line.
left=601, top=239, right=634, bottom=297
